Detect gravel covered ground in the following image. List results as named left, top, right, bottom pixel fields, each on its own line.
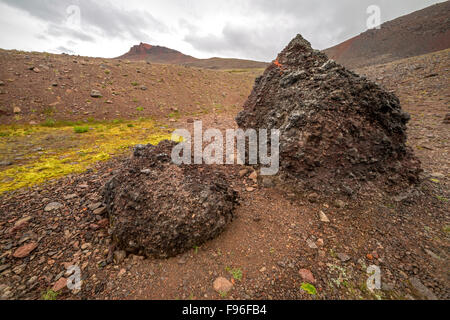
left=0, top=49, right=448, bottom=300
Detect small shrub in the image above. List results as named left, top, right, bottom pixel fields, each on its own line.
left=42, top=118, right=56, bottom=127
left=193, top=245, right=200, bottom=254
left=226, top=267, right=243, bottom=281
left=74, top=126, right=89, bottom=134
left=42, top=289, right=59, bottom=300
left=42, top=106, right=55, bottom=116
left=168, top=110, right=180, bottom=119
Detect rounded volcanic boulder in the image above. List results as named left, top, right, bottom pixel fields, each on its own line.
left=236, top=34, right=421, bottom=195
left=102, top=140, right=237, bottom=258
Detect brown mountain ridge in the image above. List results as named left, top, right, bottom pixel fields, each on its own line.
left=324, top=1, right=450, bottom=69
left=118, top=42, right=269, bottom=70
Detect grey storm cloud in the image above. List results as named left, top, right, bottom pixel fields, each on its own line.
left=0, top=0, right=446, bottom=60
left=55, top=45, right=75, bottom=55
left=47, top=24, right=95, bottom=42
left=0, top=0, right=167, bottom=42
left=183, top=0, right=445, bottom=61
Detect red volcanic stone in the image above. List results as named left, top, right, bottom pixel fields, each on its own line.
left=13, top=242, right=38, bottom=258
left=299, top=269, right=316, bottom=284
left=52, top=277, right=67, bottom=292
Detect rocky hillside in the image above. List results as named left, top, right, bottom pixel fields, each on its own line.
left=0, top=43, right=448, bottom=302
left=118, top=43, right=197, bottom=64
left=0, top=48, right=261, bottom=125
left=118, top=43, right=269, bottom=70
left=324, top=1, right=450, bottom=68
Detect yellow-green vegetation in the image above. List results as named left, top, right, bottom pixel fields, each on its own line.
left=0, top=119, right=174, bottom=194
left=193, top=245, right=200, bottom=254
left=42, top=118, right=56, bottom=127
left=73, top=126, right=89, bottom=134
left=443, top=225, right=450, bottom=234
left=301, top=283, right=317, bottom=295
left=41, top=289, right=59, bottom=300
left=168, top=110, right=181, bottom=119
left=224, top=68, right=265, bottom=74
left=225, top=266, right=243, bottom=281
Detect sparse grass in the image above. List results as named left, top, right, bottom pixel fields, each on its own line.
left=226, top=69, right=250, bottom=74
left=39, top=119, right=96, bottom=128
left=136, top=107, right=144, bottom=112
left=41, top=118, right=56, bottom=127
left=73, top=126, right=89, bottom=134
left=224, top=68, right=265, bottom=74
left=168, top=110, right=180, bottom=119
left=329, top=248, right=337, bottom=258
left=328, top=264, right=350, bottom=289
left=193, top=245, right=200, bottom=254
left=226, top=267, right=243, bottom=281
left=41, top=106, right=55, bottom=116
left=131, top=81, right=139, bottom=86
left=443, top=225, right=450, bottom=234
left=385, top=203, right=395, bottom=209
left=41, top=289, right=59, bottom=300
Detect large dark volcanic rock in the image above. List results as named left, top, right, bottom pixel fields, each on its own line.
left=236, top=34, right=421, bottom=195
left=103, top=140, right=237, bottom=258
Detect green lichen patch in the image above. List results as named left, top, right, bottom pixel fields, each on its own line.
left=0, top=119, right=173, bottom=194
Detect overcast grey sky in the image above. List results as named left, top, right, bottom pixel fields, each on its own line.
left=0, top=0, right=446, bottom=61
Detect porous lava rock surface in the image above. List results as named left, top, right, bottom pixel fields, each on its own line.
left=236, top=34, right=421, bottom=195
left=103, top=140, right=237, bottom=258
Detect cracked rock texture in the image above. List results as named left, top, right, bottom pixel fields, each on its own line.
left=236, top=34, right=422, bottom=195
left=103, top=140, right=237, bottom=258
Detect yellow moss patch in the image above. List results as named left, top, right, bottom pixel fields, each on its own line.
left=0, top=119, right=174, bottom=194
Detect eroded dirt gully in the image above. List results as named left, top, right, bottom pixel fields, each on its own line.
left=0, top=50, right=448, bottom=301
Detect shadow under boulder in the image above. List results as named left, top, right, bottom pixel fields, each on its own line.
left=103, top=140, right=237, bottom=259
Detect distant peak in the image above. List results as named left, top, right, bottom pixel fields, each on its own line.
left=138, top=42, right=152, bottom=50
